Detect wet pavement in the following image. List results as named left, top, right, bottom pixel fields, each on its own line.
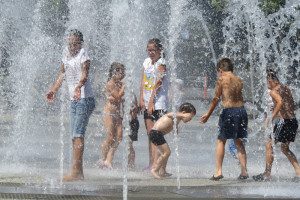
left=0, top=100, right=300, bottom=199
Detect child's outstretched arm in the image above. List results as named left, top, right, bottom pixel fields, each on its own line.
left=46, top=63, right=65, bottom=102
left=200, top=79, right=222, bottom=123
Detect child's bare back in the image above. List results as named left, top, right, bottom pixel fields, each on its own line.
left=217, top=72, right=244, bottom=108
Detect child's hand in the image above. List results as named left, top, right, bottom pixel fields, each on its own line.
left=73, top=86, right=81, bottom=101
left=139, top=99, right=145, bottom=112
left=199, top=113, right=209, bottom=123
left=46, top=90, right=55, bottom=103
left=264, top=117, right=271, bottom=129
left=147, top=101, right=154, bottom=115
left=155, top=79, right=162, bottom=89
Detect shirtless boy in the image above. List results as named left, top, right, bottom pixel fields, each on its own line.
left=200, top=58, right=249, bottom=181
left=253, top=69, right=300, bottom=181
left=149, top=102, right=196, bottom=179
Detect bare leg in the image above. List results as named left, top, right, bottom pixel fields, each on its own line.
left=103, top=117, right=122, bottom=168
left=235, top=138, right=248, bottom=176
left=214, top=139, right=226, bottom=177
left=281, top=142, right=300, bottom=176
left=151, top=142, right=158, bottom=169
left=101, top=139, right=112, bottom=164
left=63, top=137, right=84, bottom=181
left=104, top=141, right=118, bottom=168
left=253, top=139, right=273, bottom=181
left=101, top=114, right=115, bottom=164
left=264, top=139, right=273, bottom=177
left=128, top=141, right=135, bottom=169
left=145, top=118, right=155, bottom=169
left=151, top=143, right=171, bottom=179
left=158, top=148, right=171, bottom=177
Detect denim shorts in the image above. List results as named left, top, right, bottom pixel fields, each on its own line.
left=70, top=97, right=95, bottom=138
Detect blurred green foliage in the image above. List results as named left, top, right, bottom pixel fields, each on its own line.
left=210, top=0, right=287, bottom=15
left=259, top=0, right=286, bottom=15
left=210, top=0, right=228, bottom=12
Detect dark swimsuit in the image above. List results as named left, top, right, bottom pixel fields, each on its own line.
left=149, top=129, right=166, bottom=146
left=218, top=106, right=248, bottom=140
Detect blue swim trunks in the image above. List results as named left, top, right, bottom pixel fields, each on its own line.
left=218, top=106, right=248, bottom=140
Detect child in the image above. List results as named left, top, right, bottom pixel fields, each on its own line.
left=149, top=102, right=196, bottom=179
left=100, top=62, right=125, bottom=169
left=253, top=69, right=300, bottom=181
left=139, top=38, right=169, bottom=171
left=46, top=29, right=95, bottom=181
left=200, top=58, right=249, bottom=181
left=128, top=92, right=139, bottom=169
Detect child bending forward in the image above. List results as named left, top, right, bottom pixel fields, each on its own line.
left=149, top=102, right=196, bottom=179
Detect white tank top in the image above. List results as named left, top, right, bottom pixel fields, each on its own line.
left=62, top=47, right=94, bottom=100
left=142, top=57, right=169, bottom=110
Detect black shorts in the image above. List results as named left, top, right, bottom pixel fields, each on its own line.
left=149, top=130, right=166, bottom=146
left=129, top=118, right=139, bottom=141
left=144, top=109, right=166, bottom=121
left=273, top=118, right=298, bottom=144
left=218, top=107, right=248, bottom=140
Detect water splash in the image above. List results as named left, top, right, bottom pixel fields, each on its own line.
left=5, top=1, right=62, bottom=169
left=168, top=0, right=190, bottom=190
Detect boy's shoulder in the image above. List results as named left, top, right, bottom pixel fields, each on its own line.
left=222, top=73, right=242, bottom=82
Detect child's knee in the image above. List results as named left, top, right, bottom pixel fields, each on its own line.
left=112, top=140, right=120, bottom=149
left=164, top=149, right=171, bottom=157
left=280, top=144, right=289, bottom=154
left=117, top=136, right=122, bottom=143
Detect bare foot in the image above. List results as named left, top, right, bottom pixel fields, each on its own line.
left=128, top=163, right=135, bottom=171
left=99, top=160, right=112, bottom=170
left=151, top=169, right=162, bottom=179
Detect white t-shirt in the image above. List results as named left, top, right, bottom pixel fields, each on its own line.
left=142, top=57, right=169, bottom=110
left=62, top=47, right=94, bottom=100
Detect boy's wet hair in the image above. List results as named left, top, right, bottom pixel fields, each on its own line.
left=266, top=69, right=279, bottom=82
left=107, top=62, right=125, bottom=81
left=217, top=58, right=234, bottom=72
left=178, top=102, right=196, bottom=115
left=68, top=29, right=84, bottom=43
